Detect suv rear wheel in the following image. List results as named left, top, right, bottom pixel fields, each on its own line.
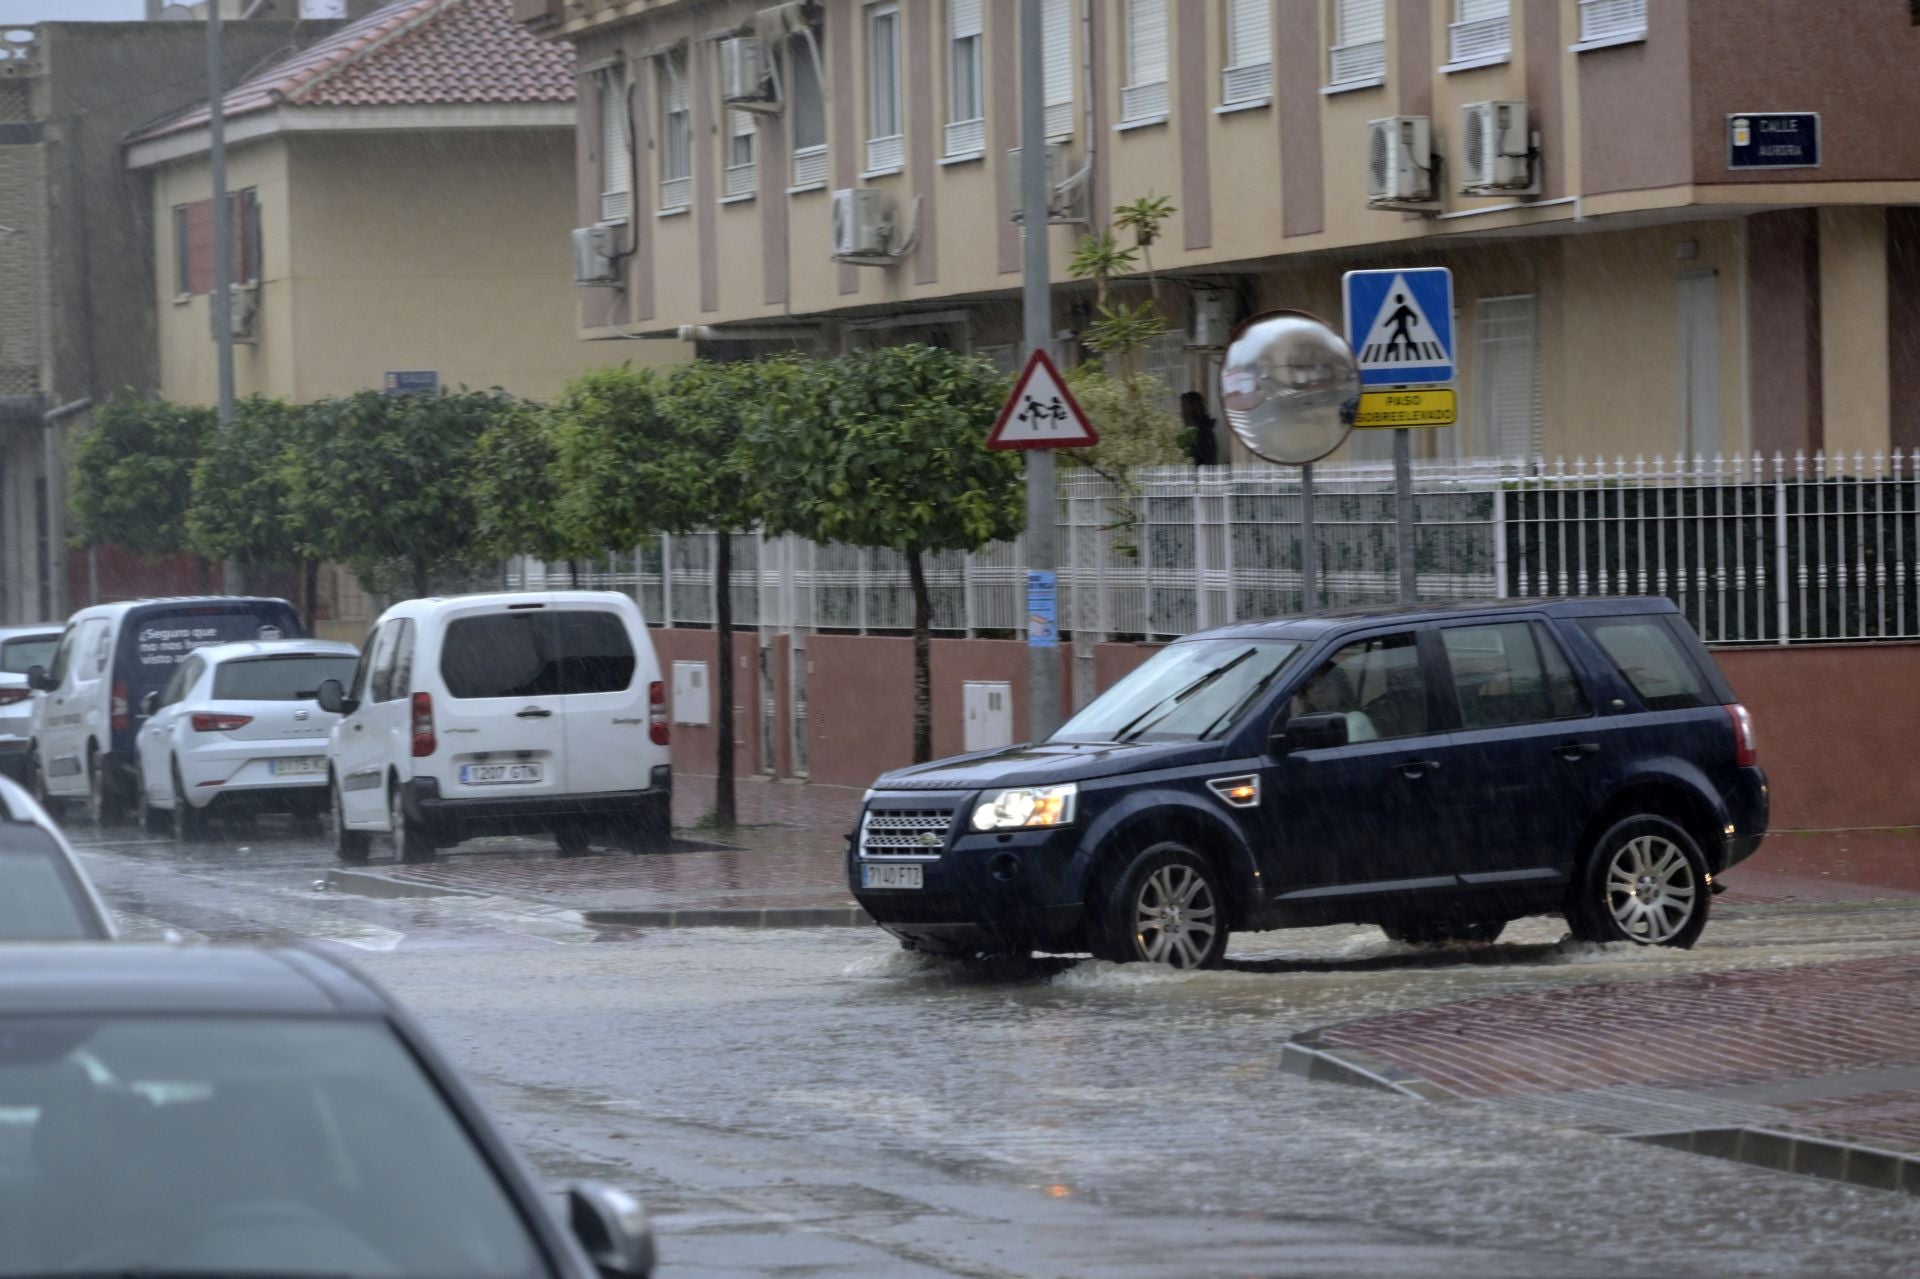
left=1569, top=815, right=1710, bottom=948
left=1090, top=842, right=1229, bottom=969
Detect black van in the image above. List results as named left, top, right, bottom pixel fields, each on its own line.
left=28, top=597, right=304, bottom=824
left=851, top=598, right=1768, bottom=968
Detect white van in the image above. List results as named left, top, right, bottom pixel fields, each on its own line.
left=318, top=591, right=671, bottom=862
left=26, top=597, right=304, bottom=824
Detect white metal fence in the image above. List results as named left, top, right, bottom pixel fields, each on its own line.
left=506, top=451, right=1920, bottom=649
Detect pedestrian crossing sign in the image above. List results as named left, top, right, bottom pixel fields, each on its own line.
left=1343, top=267, right=1455, bottom=388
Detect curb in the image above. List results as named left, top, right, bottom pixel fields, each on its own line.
left=584, top=905, right=872, bottom=929
left=1277, top=1042, right=1459, bottom=1101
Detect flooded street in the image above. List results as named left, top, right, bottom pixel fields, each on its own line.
left=65, top=819, right=1920, bottom=1277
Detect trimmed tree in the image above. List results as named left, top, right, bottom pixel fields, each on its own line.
left=470, top=400, right=601, bottom=583
left=744, top=346, right=1022, bottom=763
left=185, top=396, right=319, bottom=627
left=70, top=396, right=213, bottom=576
left=550, top=361, right=761, bottom=828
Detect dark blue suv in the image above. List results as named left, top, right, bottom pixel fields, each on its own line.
left=851, top=598, right=1767, bottom=968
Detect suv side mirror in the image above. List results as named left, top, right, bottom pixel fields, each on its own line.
left=316, top=678, right=357, bottom=716
left=1272, top=712, right=1349, bottom=754
left=26, top=665, right=51, bottom=693
left=567, top=1182, right=656, bottom=1278
left=139, top=691, right=160, bottom=717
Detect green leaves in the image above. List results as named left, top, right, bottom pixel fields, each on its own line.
left=184, top=395, right=301, bottom=568
left=70, top=396, right=213, bottom=558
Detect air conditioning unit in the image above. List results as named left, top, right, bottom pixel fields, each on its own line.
left=208, top=283, right=259, bottom=343
left=719, top=37, right=773, bottom=107
left=1460, top=99, right=1537, bottom=194
left=1366, top=115, right=1438, bottom=209
left=571, top=225, right=620, bottom=286
left=1189, top=288, right=1234, bottom=349
left=831, top=188, right=893, bottom=258
left=1006, top=143, right=1087, bottom=224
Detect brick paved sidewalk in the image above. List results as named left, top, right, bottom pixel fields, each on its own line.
left=1285, top=954, right=1920, bottom=1190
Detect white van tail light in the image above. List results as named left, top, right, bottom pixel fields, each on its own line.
left=649, top=680, right=669, bottom=746
left=111, top=680, right=131, bottom=733
left=1724, top=703, right=1757, bottom=767
left=411, top=692, right=437, bottom=757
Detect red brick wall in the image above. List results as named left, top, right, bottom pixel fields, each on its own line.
left=650, top=628, right=760, bottom=782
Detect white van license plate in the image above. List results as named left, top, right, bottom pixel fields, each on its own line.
left=462, top=763, right=544, bottom=785
left=862, top=864, right=923, bottom=890
left=270, top=757, right=325, bottom=776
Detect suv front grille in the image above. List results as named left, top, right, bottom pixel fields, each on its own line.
left=860, top=807, right=956, bottom=859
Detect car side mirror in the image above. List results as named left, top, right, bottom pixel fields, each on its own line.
left=26, top=665, right=51, bottom=692
left=139, top=691, right=160, bottom=717
left=1272, top=712, right=1349, bottom=754
left=567, top=1182, right=656, bottom=1278
left=316, top=678, right=357, bottom=716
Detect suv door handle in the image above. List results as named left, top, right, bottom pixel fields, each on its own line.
left=1554, top=742, right=1601, bottom=761
left=1395, top=759, right=1442, bottom=779
left=516, top=707, right=554, bottom=719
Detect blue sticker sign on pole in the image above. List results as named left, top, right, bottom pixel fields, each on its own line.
left=1342, top=268, right=1455, bottom=388
left=1027, top=570, right=1057, bottom=648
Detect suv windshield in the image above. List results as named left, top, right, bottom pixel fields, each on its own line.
left=0, top=1014, right=546, bottom=1278
left=1053, top=639, right=1303, bottom=744
left=212, top=654, right=359, bottom=702
left=0, top=636, right=57, bottom=676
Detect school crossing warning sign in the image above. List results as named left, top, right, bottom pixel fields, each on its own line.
left=986, top=349, right=1099, bottom=450
left=1342, top=268, right=1456, bottom=389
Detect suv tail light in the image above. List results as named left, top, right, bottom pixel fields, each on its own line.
left=111, top=680, right=131, bottom=734
left=1724, top=703, right=1758, bottom=767
left=649, top=680, right=669, bottom=746
left=191, top=712, right=253, bottom=733
left=411, top=692, right=436, bottom=757
left=0, top=688, right=30, bottom=706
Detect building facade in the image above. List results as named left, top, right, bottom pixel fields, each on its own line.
left=522, top=0, right=1920, bottom=465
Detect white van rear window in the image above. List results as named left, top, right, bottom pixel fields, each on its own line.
left=440, top=611, right=636, bottom=699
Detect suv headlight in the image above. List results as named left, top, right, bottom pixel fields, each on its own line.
left=971, top=783, right=1077, bottom=832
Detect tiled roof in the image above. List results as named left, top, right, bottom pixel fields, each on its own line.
left=128, top=0, right=574, bottom=145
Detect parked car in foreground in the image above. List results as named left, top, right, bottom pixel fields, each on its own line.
left=134, top=638, right=360, bottom=840
left=852, top=598, right=1767, bottom=968
left=0, top=775, right=115, bottom=939
left=0, top=943, right=654, bottom=1277
left=26, top=596, right=304, bottom=825
left=0, top=624, right=61, bottom=783
left=319, top=591, right=671, bottom=863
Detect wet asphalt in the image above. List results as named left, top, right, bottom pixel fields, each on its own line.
left=57, top=816, right=1920, bottom=1278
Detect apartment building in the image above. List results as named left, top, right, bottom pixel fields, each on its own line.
left=521, top=0, right=1920, bottom=464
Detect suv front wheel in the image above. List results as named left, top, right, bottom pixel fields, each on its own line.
left=1090, top=842, right=1230, bottom=969
left=1569, top=815, right=1710, bottom=949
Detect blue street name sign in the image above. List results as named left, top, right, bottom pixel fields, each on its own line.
left=1343, top=267, right=1455, bottom=388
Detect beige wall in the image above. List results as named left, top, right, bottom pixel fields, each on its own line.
left=154, top=127, right=679, bottom=407
left=1818, top=206, right=1891, bottom=460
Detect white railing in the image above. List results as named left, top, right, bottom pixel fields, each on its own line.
left=1120, top=80, right=1169, bottom=123
left=944, top=117, right=985, bottom=158
left=791, top=145, right=828, bottom=188
left=1221, top=63, right=1270, bottom=106
left=1448, top=15, right=1509, bottom=64
left=724, top=162, right=756, bottom=199
left=658, top=176, right=691, bottom=211
left=503, top=452, right=1920, bottom=650
left=1328, top=39, right=1385, bottom=85
left=1578, top=0, right=1647, bottom=44
left=1044, top=101, right=1074, bottom=140
left=865, top=134, right=904, bottom=173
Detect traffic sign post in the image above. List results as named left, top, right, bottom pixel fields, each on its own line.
left=1345, top=267, right=1456, bottom=603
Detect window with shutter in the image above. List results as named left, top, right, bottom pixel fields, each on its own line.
left=658, top=51, right=691, bottom=210
left=1447, top=0, right=1509, bottom=66
left=945, top=0, right=985, bottom=157
left=1330, top=0, right=1385, bottom=84
left=1122, top=0, right=1168, bottom=123
left=1042, top=0, right=1073, bottom=139
left=725, top=109, right=757, bottom=198
left=788, top=33, right=828, bottom=187
left=599, top=67, right=631, bottom=223
left=1578, top=0, right=1647, bottom=45
left=1222, top=0, right=1270, bottom=105
left=866, top=4, right=903, bottom=173
left=1473, top=295, right=1540, bottom=459
left=171, top=193, right=257, bottom=296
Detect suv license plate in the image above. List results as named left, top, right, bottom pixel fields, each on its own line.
left=461, top=762, right=544, bottom=786
left=269, top=757, right=325, bottom=776
left=862, top=863, right=923, bottom=890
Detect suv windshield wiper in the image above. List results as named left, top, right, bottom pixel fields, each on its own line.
left=1111, top=648, right=1256, bottom=743
left=1196, top=658, right=1291, bottom=742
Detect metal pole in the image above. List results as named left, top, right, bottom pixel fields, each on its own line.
left=208, top=2, right=241, bottom=593
left=1300, top=462, right=1318, bottom=609
left=1394, top=426, right=1415, bottom=602
left=1021, top=0, right=1061, bottom=741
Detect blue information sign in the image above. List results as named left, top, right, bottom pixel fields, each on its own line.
left=1027, top=570, right=1058, bottom=648
left=384, top=370, right=439, bottom=396
left=1728, top=113, right=1819, bottom=170
left=1343, top=267, right=1456, bottom=388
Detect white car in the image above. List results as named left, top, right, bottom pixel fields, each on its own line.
left=0, top=625, right=61, bottom=784
left=0, top=773, right=116, bottom=939
left=134, top=639, right=360, bottom=841
left=318, top=591, right=670, bottom=863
